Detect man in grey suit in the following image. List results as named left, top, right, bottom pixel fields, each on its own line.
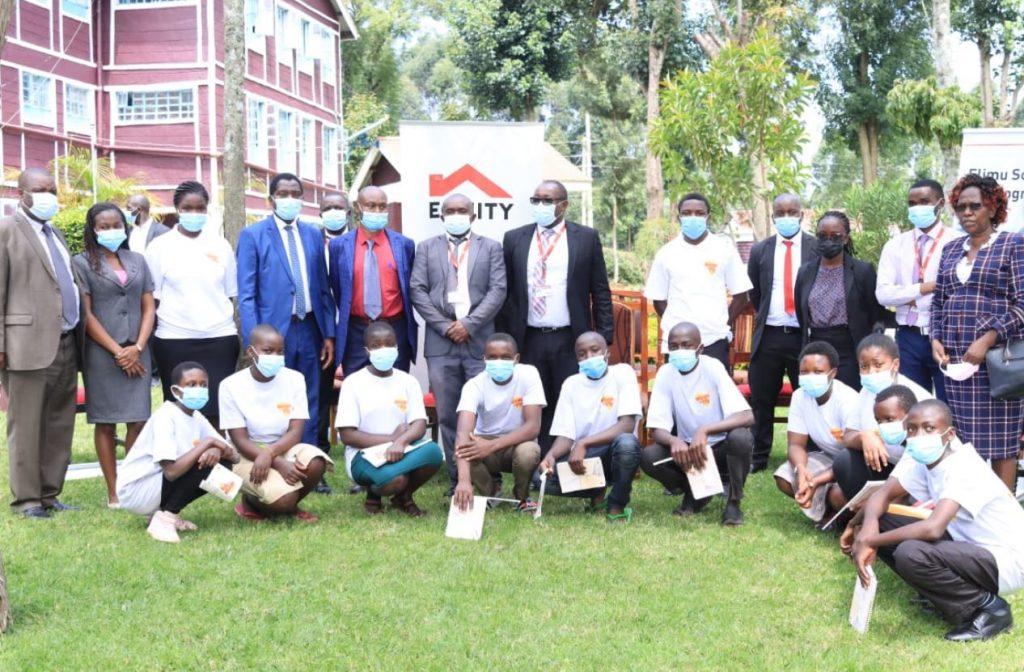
left=0, top=168, right=81, bottom=518
left=410, top=193, right=507, bottom=495
left=125, top=194, right=170, bottom=253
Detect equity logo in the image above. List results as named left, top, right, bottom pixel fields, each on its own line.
left=428, top=163, right=515, bottom=221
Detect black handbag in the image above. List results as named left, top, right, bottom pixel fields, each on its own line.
left=986, top=307, right=1024, bottom=400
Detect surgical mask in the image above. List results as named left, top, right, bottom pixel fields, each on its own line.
left=878, top=420, right=908, bottom=446
left=941, top=361, right=979, bottom=381
left=680, top=216, right=707, bottom=240
left=578, top=354, right=608, bottom=380
left=178, top=212, right=207, bottom=233
left=368, top=346, right=398, bottom=372
left=362, top=211, right=388, bottom=232
left=908, top=205, right=938, bottom=230
left=668, top=348, right=699, bottom=373
left=905, top=432, right=949, bottom=465
left=819, top=239, right=844, bottom=259
left=444, top=214, right=472, bottom=237
left=96, top=229, right=127, bottom=252
left=774, top=216, right=801, bottom=239
left=321, top=209, right=348, bottom=232
left=485, top=359, right=515, bottom=383
left=173, top=385, right=208, bottom=411
left=253, top=353, right=285, bottom=378
left=860, top=368, right=895, bottom=395
left=274, top=197, right=302, bottom=222
left=28, top=192, right=59, bottom=221
left=532, top=203, right=558, bottom=228
left=798, top=373, right=831, bottom=400
left=123, top=209, right=138, bottom=226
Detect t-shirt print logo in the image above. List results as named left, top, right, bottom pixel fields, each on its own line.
left=206, top=253, right=220, bottom=264
left=395, top=398, right=408, bottom=412
left=600, top=395, right=615, bottom=409
left=276, top=402, right=292, bottom=415
left=192, top=438, right=200, bottom=447
left=511, top=395, right=524, bottom=410
left=830, top=427, right=843, bottom=440
left=704, top=261, right=718, bottom=275
left=694, top=392, right=711, bottom=408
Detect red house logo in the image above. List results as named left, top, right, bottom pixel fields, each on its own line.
left=429, top=164, right=512, bottom=198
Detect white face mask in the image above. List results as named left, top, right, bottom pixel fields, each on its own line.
left=941, top=361, right=979, bottom=382
left=28, top=192, right=60, bottom=221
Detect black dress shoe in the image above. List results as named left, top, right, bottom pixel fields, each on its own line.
left=910, top=594, right=938, bottom=616
left=21, top=506, right=51, bottom=519
left=46, top=500, right=80, bottom=512
left=314, top=478, right=333, bottom=495
left=945, top=596, right=1013, bottom=642
left=348, top=484, right=365, bottom=495
left=662, top=486, right=684, bottom=496
left=750, top=463, right=768, bottom=474
left=721, top=501, right=745, bottom=526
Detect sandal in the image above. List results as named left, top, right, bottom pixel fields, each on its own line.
left=234, top=502, right=266, bottom=521
left=391, top=494, right=426, bottom=518
left=606, top=507, right=633, bottom=523
left=584, top=497, right=608, bottom=513
left=364, top=493, right=383, bottom=515
left=291, top=509, right=318, bottom=524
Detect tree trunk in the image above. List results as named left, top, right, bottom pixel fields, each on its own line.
left=979, top=32, right=994, bottom=127
left=611, top=194, right=620, bottom=284
left=932, top=0, right=955, bottom=88
left=645, top=40, right=666, bottom=221
left=222, top=0, right=247, bottom=247
left=0, top=0, right=13, bottom=56
left=0, top=549, right=11, bottom=633
left=857, top=123, right=876, bottom=187
left=997, top=43, right=1012, bottom=122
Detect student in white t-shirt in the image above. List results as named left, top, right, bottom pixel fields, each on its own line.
left=336, top=321, right=444, bottom=517
left=850, top=399, right=1024, bottom=642
left=537, top=332, right=642, bottom=523
left=774, top=341, right=859, bottom=522
left=219, top=325, right=333, bottom=523
left=116, top=361, right=239, bottom=543
left=640, top=322, right=754, bottom=526
left=453, top=333, right=544, bottom=513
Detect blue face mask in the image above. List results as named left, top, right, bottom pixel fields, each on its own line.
left=774, top=216, right=801, bottom=239
left=254, top=353, right=285, bottom=378
left=274, top=197, right=302, bottom=222
left=578, top=354, right=608, bottom=380
left=362, top=211, right=388, bottom=232
left=444, top=214, right=472, bottom=237
left=668, top=348, right=699, bottom=373
left=860, top=368, right=895, bottom=395
left=123, top=209, right=138, bottom=226
left=878, top=420, right=908, bottom=446
left=368, top=346, right=399, bottom=372
left=174, top=385, right=208, bottom=411
left=532, top=203, right=558, bottom=228
left=96, top=229, right=127, bottom=252
left=321, top=209, right=348, bottom=232
left=178, top=212, right=207, bottom=233
left=485, top=359, right=515, bottom=383
left=798, top=373, right=831, bottom=400
left=905, top=432, right=949, bottom=465
left=908, top=205, right=938, bottom=230
left=680, top=216, right=707, bottom=240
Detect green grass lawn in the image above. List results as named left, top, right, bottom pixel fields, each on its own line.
left=0, top=398, right=1022, bottom=671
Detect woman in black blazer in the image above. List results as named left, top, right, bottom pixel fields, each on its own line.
left=794, top=211, right=892, bottom=390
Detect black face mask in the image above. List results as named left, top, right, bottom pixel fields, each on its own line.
left=819, top=239, right=844, bottom=259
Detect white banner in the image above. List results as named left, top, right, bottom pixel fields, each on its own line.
left=959, top=128, right=1024, bottom=232
left=399, top=121, right=545, bottom=244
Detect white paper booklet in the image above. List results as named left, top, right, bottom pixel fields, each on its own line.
left=445, top=496, right=488, bottom=541
left=555, top=458, right=606, bottom=493
left=199, top=463, right=243, bottom=502
left=685, top=445, right=724, bottom=500
left=822, top=480, right=887, bottom=530
left=361, top=438, right=430, bottom=468
left=534, top=472, right=547, bottom=520
left=849, top=566, right=878, bottom=634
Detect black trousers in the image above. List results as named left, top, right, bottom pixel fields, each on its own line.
left=317, top=357, right=336, bottom=454
left=639, top=428, right=753, bottom=503
left=158, top=459, right=232, bottom=514
left=808, top=327, right=860, bottom=391
left=876, top=514, right=1001, bottom=624
left=748, top=326, right=802, bottom=468
left=832, top=448, right=895, bottom=500
left=522, top=327, right=577, bottom=454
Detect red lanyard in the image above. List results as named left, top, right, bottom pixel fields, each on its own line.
left=448, top=238, right=470, bottom=270
left=915, top=228, right=944, bottom=282
left=534, top=225, right=566, bottom=263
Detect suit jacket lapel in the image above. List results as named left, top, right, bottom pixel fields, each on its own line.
left=15, top=211, right=57, bottom=282
left=119, top=249, right=142, bottom=284
left=565, top=221, right=580, bottom=281
left=843, top=256, right=855, bottom=303
left=465, top=233, right=480, bottom=282
left=264, top=218, right=295, bottom=284
left=762, top=236, right=776, bottom=297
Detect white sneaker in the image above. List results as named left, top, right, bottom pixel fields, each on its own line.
left=146, top=510, right=181, bottom=543
left=171, top=513, right=198, bottom=531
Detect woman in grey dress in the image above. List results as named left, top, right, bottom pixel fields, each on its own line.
left=72, top=202, right=156, bottom=507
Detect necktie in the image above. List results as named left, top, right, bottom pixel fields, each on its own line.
left=363, top=238, right=382, bottom=320
left=908, top=234, right=930, bottom=326
left=42, top=223, right=78, bottom=329
left=447, top=238, right=462, bottom=293
left=283, top=224, right=306, bottom=316
left=530, top=228, right=556, bottom=322
left=783, top=240, right=795, bottom=315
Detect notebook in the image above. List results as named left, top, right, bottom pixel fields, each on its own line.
left=361, top=438, right=431, bottom=468
left=445, top=496, right=487, bottom=541
left=534, top=472, right=547, bottom=520
left=849, top=566, right=877, bottom=634
left=199, top=463, right=243, bottom=503
left=821, top=480, right=887, bottom=529
left=556, top=458, right=606, bottom=493
left=685, top=445, right=724, bottom=500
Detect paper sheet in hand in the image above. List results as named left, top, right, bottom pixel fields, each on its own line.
left=849, top=566, right=877, bottom=634
left=534, top=472, right=547, bottom=519
left=685, top=445, right=724, bottom=500
left=445, top=496, right=488, bottom=540
left=822, top=480, right=887, bottom=530
left=555, top=458, right=606, bottom=493
left=361, top=438, right=429, bottom=468
left=199, top=463, right=243, bottom=502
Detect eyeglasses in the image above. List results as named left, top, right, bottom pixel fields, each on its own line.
left=953, top=202, right=985, bottom=214
left=816, top=234, right=845, bottom=242
left=529, top=197, right=565, bottom=206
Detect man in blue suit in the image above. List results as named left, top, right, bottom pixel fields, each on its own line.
left=329, top=185, right=417, bottom=375
left=237, top=173, right=335, bottom=447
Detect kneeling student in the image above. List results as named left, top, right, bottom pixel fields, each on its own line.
left=453, top=333, right=544, bottom=513
left=336, top=321, right=444, bottom=516
left=640, top=322, right=753, bottom=526
left=220, top=325, right=333, bottom=522
left=116, top=361, right=239, bottom=543
left=850, top=399, right=1024, bottom=642
left=537, top=332, right=642, bottom=523
left=774, top=341, right=859, bottom=522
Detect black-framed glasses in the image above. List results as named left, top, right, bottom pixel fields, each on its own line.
left=529, top=197, right=565, bottom=206
left=816, top=233, right=845, bottom=242
left=953, top=202, right=984, bottom=214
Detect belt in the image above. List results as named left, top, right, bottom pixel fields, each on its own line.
left=898, top=325, right=929, bottom=336
left=766, top=325, right=800, bottom=335
left=351, top=313, right=404, bottom=326
left=60, top=330, right=75, bottom=339
left=527, top=325, right=571, bottom=333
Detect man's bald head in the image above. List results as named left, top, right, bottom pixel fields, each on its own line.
left=357, top=186, right=387, bottom=208
left=772, top=192, right=802, bottom=217
left=18, top=168, right=55, bottom=192
left=537, top=180, right=568, bottom=202
left=127, top=194, right=150, bottom=211
left=442, top=192, right=473, bottom=213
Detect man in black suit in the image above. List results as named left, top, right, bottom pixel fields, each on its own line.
left=746, top=193, right=819, bottom=472
left=499, top=180, right=613, bottom=453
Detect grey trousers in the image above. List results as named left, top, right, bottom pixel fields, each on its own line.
left=426, top=348, right=485, bottom=485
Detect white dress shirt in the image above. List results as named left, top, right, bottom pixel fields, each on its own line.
left=275, top=215, right=311, bottom=318
left=128, top=217, right=153, bottom=253
left=526, top=221, right=570, bottom=328
left=766, top=233, right=801, bottom=327
left=447, top=233, right=471, bottom=320
left=876, top=225, right=960, bottom=328
left=29, top=217, right=80, bottom=328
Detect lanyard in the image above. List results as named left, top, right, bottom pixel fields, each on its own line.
left=448, top=237, right=471, bottom=270
left=534, top=225, right=566, bottom=263
left=915, top=228, right=944, bottom=282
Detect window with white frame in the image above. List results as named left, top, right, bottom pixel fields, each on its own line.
left=247, top=99, right=267, bottom=165
left=21, top=72, right=55, bottom=127
left=297, top=18, right=313, bottom=73
left=322, top=125, right=338, bottom=186
left=319, top=26, right=336, bottom=83
left=275, top=6, right=291, bottom=65
left=244, top=0, right=265, bottom=52
left=299, top=118, right=315, bottom=178
left=115, top=89, right=194, bottom=123
left=62, top=0, right=91, bottom=20
left=116, top=0, right=192, bottom=5
left=277, top=109, right=295, bottom=173
left=64, top=84, right=93, bottom=134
